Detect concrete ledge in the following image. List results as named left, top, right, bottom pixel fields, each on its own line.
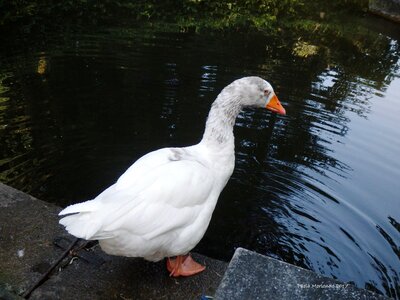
left=30, top=247, right=226, bottom=300
left=0, top=183, right=70, bottom=297
left=215, top=248, right=390, bottom=300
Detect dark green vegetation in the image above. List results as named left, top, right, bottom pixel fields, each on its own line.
left=0, top=0, right=368, bottom=33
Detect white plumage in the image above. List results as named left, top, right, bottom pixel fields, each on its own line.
left=59, top=76, right=285, bottom=266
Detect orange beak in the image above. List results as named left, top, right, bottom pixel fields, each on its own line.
left=266, top=94, right=286, bottom=115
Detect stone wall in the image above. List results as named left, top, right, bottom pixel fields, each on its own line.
left=370, top=0, right=400, bottom=22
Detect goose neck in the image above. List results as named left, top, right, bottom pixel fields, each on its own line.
left=201, top=94, right=242, bottom=149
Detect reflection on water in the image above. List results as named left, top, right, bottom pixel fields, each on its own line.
left=1, top=17, right=400, bottom=298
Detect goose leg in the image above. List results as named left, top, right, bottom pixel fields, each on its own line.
left=166, top=254, right=206, bottom=277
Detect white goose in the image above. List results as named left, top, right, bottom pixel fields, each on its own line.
left=59, top=76, right=286, bottom=277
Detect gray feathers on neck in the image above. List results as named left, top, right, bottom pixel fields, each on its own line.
left=201, top=88, right=243, bottom=146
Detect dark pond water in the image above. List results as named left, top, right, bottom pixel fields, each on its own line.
left=1, top=15, right=400, bottom=298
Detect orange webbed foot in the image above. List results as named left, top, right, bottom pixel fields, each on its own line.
left=166, top=254, right=206, bottom=277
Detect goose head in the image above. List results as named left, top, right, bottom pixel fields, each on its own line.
left=223, top=76, right=286, bottom=115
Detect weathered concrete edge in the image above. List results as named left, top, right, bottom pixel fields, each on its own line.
left=0, top=182, right=70, bottom=298
left=0, top=283, right=25, bottom=300
left=215, top=247, right=392, bottom=300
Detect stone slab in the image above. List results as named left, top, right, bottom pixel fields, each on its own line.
left=30, top=246, right=226, bottom=300
left=215, top=248, right=391, bottom=300
left=0, top=183, right=70, bottom=297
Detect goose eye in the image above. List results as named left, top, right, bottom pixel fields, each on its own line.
left=264, top=89, right=270, bottom=96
